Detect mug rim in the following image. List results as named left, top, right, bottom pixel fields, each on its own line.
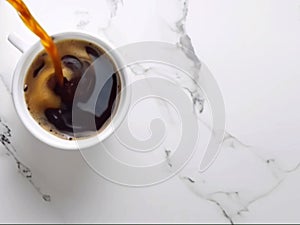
left=12, top=31, right=131, bottom=150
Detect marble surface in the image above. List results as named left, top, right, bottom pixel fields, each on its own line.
left=0, top=0, right=300, bottom=223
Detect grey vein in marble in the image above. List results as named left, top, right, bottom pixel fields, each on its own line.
left=172, top=0, right=204, bottom=115
left=180, top=175, right=234, bottom=224
left=76, top=20, right=90, bottom=30
left=98, top=0, right=123, bottom=34
left=107, top=0, right=123, bottom=18
left=181, top=135, right=300, bottom=224
left=164, top=148, right=173, bottom=168
left=74, top=10, right=91, bottom=31
left=163, top=1, right=300, bottom=223
left=0, top=118, right=51, bottom=202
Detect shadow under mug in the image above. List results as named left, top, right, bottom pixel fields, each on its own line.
left=7, top=32, right=131, bottom=150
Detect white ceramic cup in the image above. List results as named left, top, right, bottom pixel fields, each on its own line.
left=7, top=32, right=130, bottom=150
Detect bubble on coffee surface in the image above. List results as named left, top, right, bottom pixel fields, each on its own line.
left=24, top=39, right=121, bottom=140
left=23, top=84, right=28, bottom=92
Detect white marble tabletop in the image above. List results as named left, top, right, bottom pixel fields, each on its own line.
left=0, top=0, right=300, bottom=223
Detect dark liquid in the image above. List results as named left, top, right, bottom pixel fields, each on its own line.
left=24, top=39, right=120, bottom=139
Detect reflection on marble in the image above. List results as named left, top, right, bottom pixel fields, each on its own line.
left=1, top=0, right=300, bottom=223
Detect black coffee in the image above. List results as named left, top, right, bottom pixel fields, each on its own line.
left=24, top=39, right=121, bottom=140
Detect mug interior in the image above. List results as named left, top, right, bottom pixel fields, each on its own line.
left=12, top=32, right=130, bottom=150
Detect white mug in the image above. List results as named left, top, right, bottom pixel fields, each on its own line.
left=6, top=32, right=131, bottom=150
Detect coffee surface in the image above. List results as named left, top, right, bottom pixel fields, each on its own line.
left=24, top=39, right=120, bottom=140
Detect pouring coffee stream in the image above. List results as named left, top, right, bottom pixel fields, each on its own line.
left=6, top=0, right=64, bottom=86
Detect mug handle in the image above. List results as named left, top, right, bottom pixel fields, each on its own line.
left=8, top=32, right=30, bottom=53
left=1, top=33, right=30, bottom=93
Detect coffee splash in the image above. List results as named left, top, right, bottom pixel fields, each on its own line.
left=6, top=0, right=64, bottom=86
